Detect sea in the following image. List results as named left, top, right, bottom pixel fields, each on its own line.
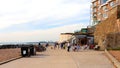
left=0, top=41, right=55, bottom=46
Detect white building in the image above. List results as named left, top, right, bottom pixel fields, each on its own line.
left=58, top=33, right=73, bottom=43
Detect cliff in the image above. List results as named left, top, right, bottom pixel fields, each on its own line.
left=94, top=6, right=120, bottom=50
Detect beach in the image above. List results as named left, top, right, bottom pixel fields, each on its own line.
left=0, top=48, right=21, bottom=62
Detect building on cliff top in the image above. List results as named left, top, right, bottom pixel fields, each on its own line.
left=91, top=0, right=120, bottom=26
left=91, top=0, right=120, bottom=50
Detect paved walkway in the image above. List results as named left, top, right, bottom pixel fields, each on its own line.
left=0, top=47, right=114, bottom=68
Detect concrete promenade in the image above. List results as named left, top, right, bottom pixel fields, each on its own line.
left=0, top=47, right=114, bottom=68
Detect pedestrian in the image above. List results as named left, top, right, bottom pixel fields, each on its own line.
left=60, top=43, right=61, bottom=49
left=54, top=42, right=57, bottom=49
left=76, top=44, right=80, bottom=51
left=45, top=43, right=49, bottom=47
left=84, top=44, right=88, bottom=50
left=67, top=42, right=71, bottom=52
left=73, top=44, right=77, bottom=52
left=38, top=43, right=41, bottom=49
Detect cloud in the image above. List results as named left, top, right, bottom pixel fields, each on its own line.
left=0, top=0, right=90, bottom=29
left=0, top=14, right=89, bottom=32
left=0, top=23, right=87, bottom=42
left=0, top=0, right=90, bottom=42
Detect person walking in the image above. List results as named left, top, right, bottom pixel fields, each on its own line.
left=54, top=42, right=57, bottom=49
left=76, top=44, right=80, bottom=51
left=67, top=42, right=71, bottom=52
left=45, top=43, right=49, bottom=48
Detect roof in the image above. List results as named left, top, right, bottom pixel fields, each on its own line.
left=60, top=33, right=73, bottom=35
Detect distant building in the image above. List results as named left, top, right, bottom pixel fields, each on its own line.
left=71, top=34, right=94, bottom=45
left=58, top=33, right=73, bottom=43
left=71, top=27, right=94, bottom=45
left=91, top=0, right=120, bottom=25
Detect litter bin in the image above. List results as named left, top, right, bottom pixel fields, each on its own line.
left=30, top=45, right=36, bottom=55
left=21, top=46, right=30, bottom=57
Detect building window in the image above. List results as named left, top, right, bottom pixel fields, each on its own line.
left=93, top=2, right=97, bottom=6
left=110, top=2, right=115, bottom=7
left=103, top=13, right=108, bottom=18
left=102, top=6, right=108, bottom=11
left=100, top=0, right=107, bottom=4
left=93, top=8, right=97, bottom=12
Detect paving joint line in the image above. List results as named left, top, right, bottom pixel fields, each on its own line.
left=68, top=52, right=80, bottom=68
left=0, top=56, right=22, bottom=65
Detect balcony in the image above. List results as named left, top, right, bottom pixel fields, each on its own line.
left=92, top=5, right=98, bottom=8
left=99, top=2, right=108, bottom=9
left=106, top=0, right=112, bottom=3
left=92, top=0, right=97, bottom=3
left=92, top=12, right=97, bottom=14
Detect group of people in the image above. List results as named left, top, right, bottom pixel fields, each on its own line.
left=49, top=41, right=91, bottom=52
left=67, top=42, right=89, bottom=52
left=56, top=41, right=89, bottom=52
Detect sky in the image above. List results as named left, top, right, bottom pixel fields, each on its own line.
left=0, top=0, right=90, bottom=42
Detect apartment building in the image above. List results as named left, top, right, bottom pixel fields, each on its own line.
left=91, top=0, right=120, bottom=25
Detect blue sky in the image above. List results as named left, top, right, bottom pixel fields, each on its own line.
left=0, top=0, right=90, bottom=42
